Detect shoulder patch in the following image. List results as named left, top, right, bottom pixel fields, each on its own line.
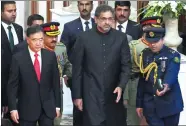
left=130, top=40, right=140, bottom=45
left=56, top=42, right=65, bottom=46
left=173, top=57, right=180, bottom=63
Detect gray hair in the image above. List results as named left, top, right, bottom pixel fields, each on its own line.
left=95, top=4, right=115, bottom=17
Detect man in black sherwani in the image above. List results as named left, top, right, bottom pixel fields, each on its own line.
left=71, top=4, right=131, bottom=126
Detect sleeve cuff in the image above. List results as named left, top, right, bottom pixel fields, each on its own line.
left=136, top=100, right=143, bottom=108
left=10, top=110, right=18, bottom=113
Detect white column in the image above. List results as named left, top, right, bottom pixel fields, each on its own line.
left=15, top=1, right=25, bottom=29
left=38, top=1, right=47, bottom=23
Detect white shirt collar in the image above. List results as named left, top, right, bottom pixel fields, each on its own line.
left=116, top=20, right=128, bottom=33
left=1, top=21, right=14, bottom=30
left=28, top=46, right=41, bottom=57
left=80, top=16, right=92, bottom=31
left=80, top=16, right=92, bottom=25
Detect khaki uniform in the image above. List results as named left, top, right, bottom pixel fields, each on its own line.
left=124, top=39, right=148, bottom=125
left=54, top=42, right=72, bottom=125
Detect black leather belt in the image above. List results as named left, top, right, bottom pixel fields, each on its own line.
left=130, top=73, right=140, bottom=80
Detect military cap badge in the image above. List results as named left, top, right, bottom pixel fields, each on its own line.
left=149, top=32, right=154, bottom=37
left=50, top=25, right=56, bottom=30
left=157, top=19, right=161, bottom=24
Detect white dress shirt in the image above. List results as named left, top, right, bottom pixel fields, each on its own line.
left=1, top=21, right=19, bottom=45
left=80, top=17, right=92, bottom=31
left=116, top=20, right=128, bottom=33
left=28, top=47, right=42, bottom=72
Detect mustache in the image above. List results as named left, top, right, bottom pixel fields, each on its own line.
left=51, top=41, right=57, bottom=43
left=119, top=15, right=126, bottom=18
left=82, top=9, right=88, bottom=12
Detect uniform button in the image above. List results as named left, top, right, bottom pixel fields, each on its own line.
left=103, top=44, right=105, bottom=46
left=154, top=95, right=156, bottom=97
left=104, top=56, right=106, bottom=58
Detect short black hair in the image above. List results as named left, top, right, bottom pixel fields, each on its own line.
left=1, top=1, right=16, bottom=12
left=77, top=1, right=93, bottom=4
left=115, top=1, right=131, bottom=9
left=95, top=4, right=114, bottom=17
left=26, top=25, right=43, bottom=37
left=27, top=14, right=44, bottom=26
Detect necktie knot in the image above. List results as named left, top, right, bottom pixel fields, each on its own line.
left=7, top=26, right=12, bottom=30
left=34, top=53, right=39, bottom=57
left=84, top=21, right=89, bottom=25
left=118, top=25, right=123, bottom=31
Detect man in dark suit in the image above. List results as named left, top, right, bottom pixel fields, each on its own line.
left=7, top=25, right=61, bottom=126
left=60, top=1, right=95, bottom=57
left=71, top=5, right=131, bottom=126
left=60, top=1, right=95, bottom=126
left=1, top=1, right=23, bottom=115
left=13, top=14, right=44, bottom=54
left=115, top=1, right=142, bottom=40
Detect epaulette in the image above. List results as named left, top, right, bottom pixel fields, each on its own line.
left=56, top=42, right=65, bottom=46
left=130, top=40, right=140, bottom=46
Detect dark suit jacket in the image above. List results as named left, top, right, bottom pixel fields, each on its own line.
left=1, top=23, right=23, bottom=107
left=12, top=40, right=28, bottom=54
left=7, top=48, right=61, bottom=121
left=60, top=17, right=95, bottom=56
left=126, top=20, right=143, bottom=40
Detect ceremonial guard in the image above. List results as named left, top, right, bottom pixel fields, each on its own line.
left=136, top=27, right=183, bottom=126
left=41, top=22, right=72, bottom=125
left=123, top=16, right=163, bottom=125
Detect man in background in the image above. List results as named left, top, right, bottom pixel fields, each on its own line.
left=61, top=1, right=95, bottom=58
left=60, top=1, right=95, bottom=126
left=1, top=1, right=23, bottom=123
left=13, top=14, right=44, bottom=54
left=115, top=1, right=142, bottom=40
left=41, top=22, right=72, bottom=125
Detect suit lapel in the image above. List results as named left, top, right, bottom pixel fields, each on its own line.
left=1, top=24, right=12, bottom=53
left=91, top=18, right=96, bottom=27
left=40, top=49, right=46, bottom=83
left=126, top=20, right=131, bottom=35
left=13, top=23, right=21, bottom=43
left=24, top=48, right=40, bottom=83
left=77, top=18, right=83, bottom=32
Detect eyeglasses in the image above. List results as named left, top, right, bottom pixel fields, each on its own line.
left=98, top=17, right=114, bottom=22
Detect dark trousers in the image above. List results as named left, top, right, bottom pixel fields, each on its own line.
left=73, top=105, right=83, bottom=126
left=19, top=110, right=54, bottom=126
left=145, top=112, right=180, bottom=126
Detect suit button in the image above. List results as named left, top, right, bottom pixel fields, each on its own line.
left=154, top=95, right=156, bottom=97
